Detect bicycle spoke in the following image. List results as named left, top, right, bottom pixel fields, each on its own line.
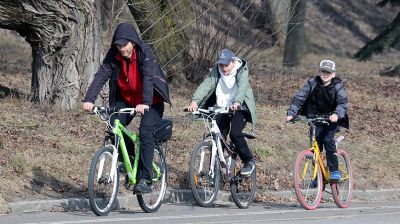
left=294, top=150, right=322, bottom=210
left=88, top=147, right=119, bottom=216
left=189, top=141, right=220, bottom=207
left=137, top=147, right=167, bottom=213
left=332, top=149, right=353, bottom=208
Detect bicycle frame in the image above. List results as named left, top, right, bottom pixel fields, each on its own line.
left=309, top=137, right=350, bottom=184
left=307, top=137, right=329, bottom=183
left=301, top=117, right=346, bottom=185
left=112, top=119, right=141, bottom=185
left=197, top=108, right=233, bottom=178
left=98, top=111, right=161, bottom=186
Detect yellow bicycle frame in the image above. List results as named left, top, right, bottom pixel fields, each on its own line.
left=302, top=136, right=329, bottom=184
left=302, top=136, right=350, bottom=185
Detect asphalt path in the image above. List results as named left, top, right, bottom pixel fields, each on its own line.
left=2, top=200, right=400, bottom=224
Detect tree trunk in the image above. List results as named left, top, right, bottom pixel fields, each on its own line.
left=282, top=0, right=306, bottom=70
left=126, top=0, right=190, bottom=78
left=269, top=0, right=291, bottom=46
left=0, top=0, right=102, bottom=110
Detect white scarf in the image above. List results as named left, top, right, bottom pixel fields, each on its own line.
left=215, top=59, right=243, bottom=107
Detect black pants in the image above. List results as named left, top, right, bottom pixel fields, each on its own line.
left=111, top=101, right=164, bottom=181
left=216, top=110, right=253, bottom=163
left=315, top=123, right=339, bottom=172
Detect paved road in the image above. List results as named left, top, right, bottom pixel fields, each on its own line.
left=2, top=200, right=400, bottom=224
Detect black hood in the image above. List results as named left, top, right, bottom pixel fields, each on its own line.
left=111, top=23, right=144, bottom=50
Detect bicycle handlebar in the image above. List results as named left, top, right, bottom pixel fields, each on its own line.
left=183, top=106, right=247, bottom=115
left=290, top=115, right=330, bottom=126
left=91, top=106, right=137, bottom=121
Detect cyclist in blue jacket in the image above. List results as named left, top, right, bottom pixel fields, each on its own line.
left=286, top=59, right=349, bottom=181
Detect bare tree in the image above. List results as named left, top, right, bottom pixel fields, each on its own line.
left=354, top=0, right=400, bottom=60
left=125, top=0, right=190, bottom=79
left=354, top=0, right=400, bottom=77
left=282, top=0, right=306, bottom=71
left=0, top=0, right=102, bottom=110
left=99, top=0, right=139, bottom=46
left=183, top=0, right=286, bottom=83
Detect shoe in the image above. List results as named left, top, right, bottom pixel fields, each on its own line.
left=240, top=159, right=255, bottom=176
left=330, top=171, right=341, bottom=182
left=134, top=179, right=152, bottom=194
left=311, top=178, right=318, bottom=188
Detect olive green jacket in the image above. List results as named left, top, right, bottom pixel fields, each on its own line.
left=191, top=59, right=257, bottom=131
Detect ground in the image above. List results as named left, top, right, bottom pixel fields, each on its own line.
left=1, top=0, right=400, bottom=214
left=1, top=49, right=400, bottom=213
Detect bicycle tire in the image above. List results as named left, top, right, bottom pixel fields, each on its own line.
left=293, top=150, right=323, bottom=210
left=88, top=146, right=119, bottom=216
left=189, top=141, right=221, bottom=207
left=137, top=146, right=168, bottom=213
left=230, top=158, right=257, bottom=209
left=332, top=148, right=353, bottom=208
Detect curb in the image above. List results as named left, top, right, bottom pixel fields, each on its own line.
left=8, top=188, right=400, bottom=213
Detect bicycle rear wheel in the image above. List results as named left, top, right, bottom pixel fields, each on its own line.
left=88, top=146, right=119, bottom=216
left=230, top=159, right=257, bottom=209
left=189, top=141, right=220, bottom=207
left=137, top=146, right=167, bottom=213
left=332, top=148, right=353, bottom=208
left=293, top=150, right=323, bottom=210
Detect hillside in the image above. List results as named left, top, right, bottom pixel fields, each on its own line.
left=1, top=0, right=400, bottom=214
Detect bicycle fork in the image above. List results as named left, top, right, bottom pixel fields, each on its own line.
left=98, top=144, right=119, bottom=184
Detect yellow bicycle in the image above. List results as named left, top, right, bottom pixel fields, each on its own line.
left=291, top=116, right=353, bottom=210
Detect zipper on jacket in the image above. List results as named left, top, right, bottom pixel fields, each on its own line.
left=154, top=85, right=170, bottom=104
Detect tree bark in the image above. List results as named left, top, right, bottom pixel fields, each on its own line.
left=0, top=0, right=102, bottom=110
left=282, top=0, right=306, bottom=70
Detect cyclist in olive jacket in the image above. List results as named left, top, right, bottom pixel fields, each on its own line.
left=186, top=49, right=257, bottom=176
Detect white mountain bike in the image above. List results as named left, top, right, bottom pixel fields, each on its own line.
left=184, top=107, right=257, bottom=209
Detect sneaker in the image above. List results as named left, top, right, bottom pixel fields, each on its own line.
left=134, top=179, right=152, bottom=194
left=240, top=159, right=255, bottom=176
left=330, top=171, right=341, bottom=182
left=311, top=178, right=318, bottom=188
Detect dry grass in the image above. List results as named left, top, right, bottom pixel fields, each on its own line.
left=1, top=50, right=400, bottom=214
left=2, top=51, right=400, bottom=214
left=1, top=0, right=400, bottom=214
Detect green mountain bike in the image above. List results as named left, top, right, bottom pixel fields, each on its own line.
left=87, top=106, right=172, bottom=215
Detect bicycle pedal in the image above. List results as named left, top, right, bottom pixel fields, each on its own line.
left=133, top=191, right=143, bottom=195
left=124, top=176, right=135, bottom=191
left=125, top=183, right=135, bottom=191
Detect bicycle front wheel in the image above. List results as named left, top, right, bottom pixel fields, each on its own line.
left=88, top=146, right=119, bottom=216
left=332, top=148, right=353, bottom=208
left=293, top=150, right=323, bottom=210
left=189, top=141, right=220, bottom=207
left=230, top=159, right=257, bottom=209
left=137, top=146, right=167, bottom=213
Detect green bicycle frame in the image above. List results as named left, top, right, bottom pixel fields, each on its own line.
left=113, top=119, right=161, bottom=185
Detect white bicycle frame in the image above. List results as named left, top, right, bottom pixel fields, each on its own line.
left=194, top=107, right=233, bottom=178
